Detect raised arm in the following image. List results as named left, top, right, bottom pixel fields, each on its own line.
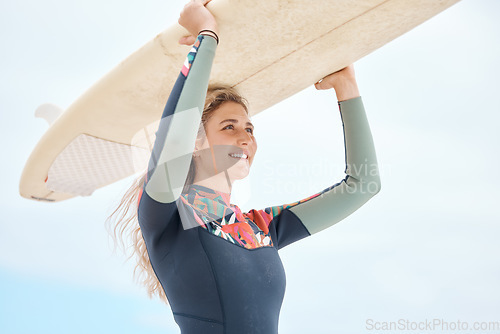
left=250, top=65, right=381, bottom=248
left=144, top=0, right=218, bottom=204
left=291, top=65, right=381, bottom=234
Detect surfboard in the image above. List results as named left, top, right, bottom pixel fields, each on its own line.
left=19, top=0, right=461, bottom=202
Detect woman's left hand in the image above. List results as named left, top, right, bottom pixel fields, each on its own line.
left=315, top=64, right=360, bottom=101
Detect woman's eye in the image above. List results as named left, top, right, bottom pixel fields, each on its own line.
left=222, top=125, right=253, bottom=134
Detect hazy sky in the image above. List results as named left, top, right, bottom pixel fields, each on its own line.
left=1, top=0, right=499, bottom=333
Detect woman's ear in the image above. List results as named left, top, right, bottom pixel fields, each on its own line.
left=193, top=135, right=207, bottom=158
left=195, top=134, right=207, bottom=150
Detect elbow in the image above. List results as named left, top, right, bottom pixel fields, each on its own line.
left=363, top=167, right=381, bottom=197
left=367, top=174, right=381, bottom=196
left=346, top=173, right=381, bottom=199
left=361, top=163, right=381, bottom=197
left=345, top=160, right=381, bottom=198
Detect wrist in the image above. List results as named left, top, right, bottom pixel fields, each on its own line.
left=196, top=22, right=218, bottom=36
left=199, top=29, right=219, bottom=44
left=334, top=78, right=359, bottom=102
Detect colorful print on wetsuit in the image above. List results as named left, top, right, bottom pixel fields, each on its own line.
left=180, top=184, right=325, bottom=250
left=180, top=184, right=274, bottom=249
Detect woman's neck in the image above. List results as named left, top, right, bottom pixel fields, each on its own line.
left=192, top=171, right=233, bottom=195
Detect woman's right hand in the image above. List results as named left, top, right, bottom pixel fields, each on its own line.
left=178, top=0, right=218, bottom=45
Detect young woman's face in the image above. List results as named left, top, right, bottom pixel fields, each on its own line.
left=195, top=101, right=257, bottom=181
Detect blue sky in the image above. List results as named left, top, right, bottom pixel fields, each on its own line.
left=1, top=0, right=499, bottom=333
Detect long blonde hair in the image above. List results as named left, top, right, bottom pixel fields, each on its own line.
left=106, top=84, right=249, bottom=305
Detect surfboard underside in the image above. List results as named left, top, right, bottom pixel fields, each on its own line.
left=19, top=0, right=460, bottom=202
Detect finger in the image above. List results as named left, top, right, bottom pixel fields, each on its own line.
left=178, top=35, right=194, bottom=45
left=178, top=35, right=196, bottom=45
left=193, top=0, right=210, bottom=6
left=314, top=79, right=328, bottom=90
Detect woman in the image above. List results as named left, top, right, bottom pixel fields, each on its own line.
left=109, top=0, right=381, bottom=333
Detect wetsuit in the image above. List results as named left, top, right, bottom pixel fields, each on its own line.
left=137, top=34, right=381, bottom=334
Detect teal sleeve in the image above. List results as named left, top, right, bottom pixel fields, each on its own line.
left=144, top=35, right=217, bottom=203
left=288, top=96, right=381, bottom=234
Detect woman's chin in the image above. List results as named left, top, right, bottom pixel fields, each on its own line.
left=227, top=160, right=250, bottom=181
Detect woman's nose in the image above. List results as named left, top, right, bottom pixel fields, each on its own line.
left=236, top=130, right=252, bottom=145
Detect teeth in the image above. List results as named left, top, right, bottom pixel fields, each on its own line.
left=229, top=153, right=248, bottom=159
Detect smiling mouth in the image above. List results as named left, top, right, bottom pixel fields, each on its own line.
left=228, top=153, right=248, bottom=160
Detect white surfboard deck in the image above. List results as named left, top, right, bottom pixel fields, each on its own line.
left=20, top=0, right=460, bottom=202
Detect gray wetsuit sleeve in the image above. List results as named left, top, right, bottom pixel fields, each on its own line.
left=288, top=96, right=381, bottom=235
left=144, top=35, right=217, bottom=203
